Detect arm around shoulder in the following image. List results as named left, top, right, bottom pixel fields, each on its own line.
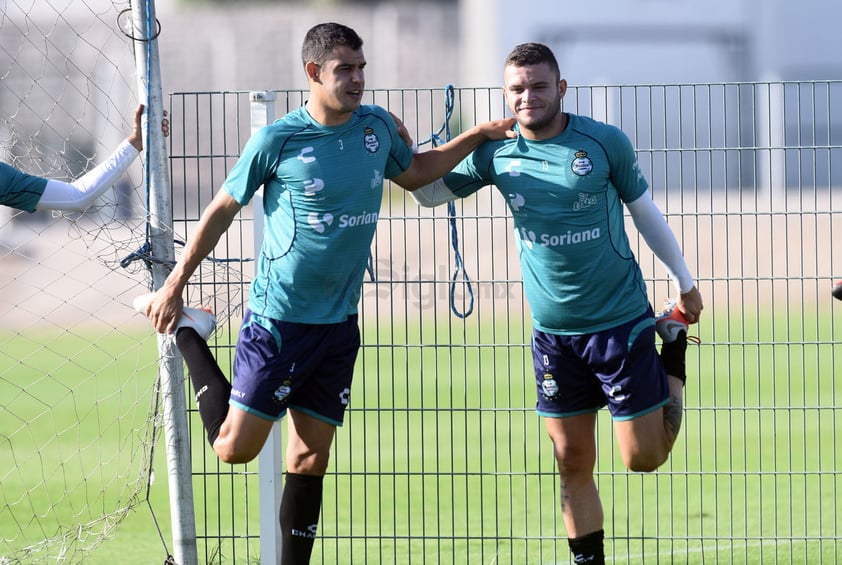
left=409, top=178, right=459, bottom=208
left=392, top=118, right=516, bottom=191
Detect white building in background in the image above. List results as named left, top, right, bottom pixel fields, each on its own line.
left=457, top=0, right=842, bottom=193
left=458, top=0, right=842, bottom=86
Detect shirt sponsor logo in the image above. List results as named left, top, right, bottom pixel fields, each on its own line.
left=504, top=159, right=522, bottom=176
left=303, top=178, right=325, bottom=196
left=308, top=211, right=379, bottom=232
left=297, top=147, right=316, bottom=164
left=519, top=227, right=601, bottom=249
left=573, top=192, right=598, bottom=210
left=308, top=212, right=334, bottom=233
left=508, top=193, right=526, bottom=212
left=338, top=211, right=378, bottom=228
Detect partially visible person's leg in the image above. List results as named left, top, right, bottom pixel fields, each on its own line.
left=614, top=408, right=674, bottom=472
left=606, top=306, right=689, bottom=472
left=276, top=315, right=358, bottom=565
left=285, top=408, right=336, bottom=474
left=175, top=326, right=231, bottom=446
left=175, top=325, right=274, bottom=464
left=545, top=413, right=605, bottom=565
left=656, top=299, right=697, bottom=446
left=211, top=406, right=275, bottom=464
left=279, top=409, right=336, bottom=565
left=135, top=293, right=275, bottom=462
left=532, top=327, right=607, bottom=563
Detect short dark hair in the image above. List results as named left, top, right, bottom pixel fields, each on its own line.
left=504, top=42, right=560, bottom=80
left=301, top=22, right=364, bottom=67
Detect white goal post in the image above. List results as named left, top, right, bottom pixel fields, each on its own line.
left=130, top=2, right=198, bottom=565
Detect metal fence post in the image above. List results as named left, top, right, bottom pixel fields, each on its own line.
left=249, top=90, right=284, bottom=565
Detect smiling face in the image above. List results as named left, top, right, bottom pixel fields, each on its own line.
left=306, top=45, right=367, bottom=126
left=503, top=61, right=567, bottom=140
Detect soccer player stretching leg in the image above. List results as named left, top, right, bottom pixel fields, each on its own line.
left=411, top=42, right=704, bottom=564
left=135, top=22, right=514, bottom=565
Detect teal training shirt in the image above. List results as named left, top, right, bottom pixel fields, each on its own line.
left=444, top=113, right=650, bottom=335
left=223, top=105, right=413, bottom=324
left=0, top=162, right=48, bottom=212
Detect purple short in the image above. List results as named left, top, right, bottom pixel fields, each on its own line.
left=531, top=308, right=669, bottom=421
left=230, top=309, right=360, bottom=425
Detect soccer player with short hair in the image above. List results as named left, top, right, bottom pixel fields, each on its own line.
left=411, top=42, right=704, bottom=564
left=1, top=104, right=162, bottom=212
left=135, top=22, right=514, bottom=564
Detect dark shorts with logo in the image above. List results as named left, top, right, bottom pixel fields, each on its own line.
left=230, top=309, right=360, bottom=425
left=531, top=307, right=668, bottom=421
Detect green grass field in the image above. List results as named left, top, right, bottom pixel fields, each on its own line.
left=2, top=307, right=840, bottom=564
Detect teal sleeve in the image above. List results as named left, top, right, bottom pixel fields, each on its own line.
left=606, top=125, right=649, bottom=203
left=222, top=126, right=282, bottom=206
left=377, top=108, right=414, bottom=178
left=0, top=161, right=49, bottom=213
left=441, top=149, right=490, bottom=199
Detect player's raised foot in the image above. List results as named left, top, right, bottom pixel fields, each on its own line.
left=133, top=293, right=217, bottom=340
left=178, top=306, right=217, bottom=340
left=655, top=299, right=700, bottom=344
left=833, top=280, right=842, bottom=301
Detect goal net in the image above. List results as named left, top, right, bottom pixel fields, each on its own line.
left=0, top=1, right=169, bottom=561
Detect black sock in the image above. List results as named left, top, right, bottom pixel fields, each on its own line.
left=175, top=327, right=231, bottom=446
left=280, top=473, right=323, bottom=565
left=568, top=529, right=605, bottom=564
left=660, top=330, right=688, bottom=384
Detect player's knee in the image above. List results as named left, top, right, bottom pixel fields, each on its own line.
left=552, top=444, right=596, bottom=477
left=287, top=450, right=330, bottom=475
left=624, top=447, right=668, bottom=473
left=214, top=439, right=261, bottom=465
